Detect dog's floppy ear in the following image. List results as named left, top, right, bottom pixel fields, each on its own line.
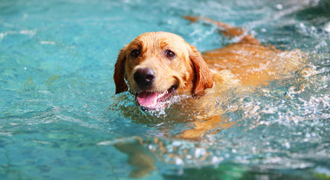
left=114, top=47, right=128, bottom=94
left=188, top=44, right=214, bottom=96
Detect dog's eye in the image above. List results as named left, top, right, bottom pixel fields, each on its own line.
left=165, top=50, right=176, bottom=59
left=130, top=49, right=140, bottom=59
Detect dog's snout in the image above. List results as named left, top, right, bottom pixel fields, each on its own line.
left=134, top=68, right=155, bottom=89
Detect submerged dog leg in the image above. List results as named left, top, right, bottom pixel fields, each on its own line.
left=178, top=115, right=236, bottom=140
left=114, top=139, right=156, bottom=178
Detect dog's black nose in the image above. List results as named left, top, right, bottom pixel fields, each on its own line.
left=134, top=68, right=155, bottom=89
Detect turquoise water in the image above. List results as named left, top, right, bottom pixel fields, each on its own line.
left=1, top=0, right=330, bottom=179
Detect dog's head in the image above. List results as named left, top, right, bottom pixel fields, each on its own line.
left=114, top=32, right=213, bottom=109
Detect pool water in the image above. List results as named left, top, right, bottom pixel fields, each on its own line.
left=1, top=0, right=330, bottom=179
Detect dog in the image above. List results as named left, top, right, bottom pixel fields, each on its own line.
left=112, top=16, right=308, bottom=177
left=113, top=16, right=306, bottom=139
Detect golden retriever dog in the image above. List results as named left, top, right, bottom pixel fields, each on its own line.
left=113, top=16, right=306, bottom=139
left=112, top=16, right=311, bottom=178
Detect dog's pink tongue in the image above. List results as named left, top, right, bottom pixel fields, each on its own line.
left=137, top=92, right=159, bottom=108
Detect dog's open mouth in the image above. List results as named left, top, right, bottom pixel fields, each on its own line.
left=136, top=86, right=177, bottom=110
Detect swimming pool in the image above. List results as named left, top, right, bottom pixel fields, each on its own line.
left=1, top=0, right=330, bottom=179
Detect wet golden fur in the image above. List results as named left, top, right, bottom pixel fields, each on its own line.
left=113, top=17, right=305, bottom=140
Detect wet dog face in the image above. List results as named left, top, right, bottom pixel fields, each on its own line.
left=114, top=32, right=213, bottom=109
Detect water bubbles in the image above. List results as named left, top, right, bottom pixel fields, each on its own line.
left=148, top=144, right=156, bottom=151
left=283, top=142, right=290, bottom=149
left=175, top=158, right=184, bottom=165
left=19, top=30, right=36, bottom=37
left=275, top=4, right=283, bottom=10
left=186, top=154, right=192, bottom=159
left=194, top=148, right=206, bottom=158
left=324, top=22, right=330, bottom=33
left=40, top=41, right=56, bottom=45
left=211, top=156, right=223, bottom=164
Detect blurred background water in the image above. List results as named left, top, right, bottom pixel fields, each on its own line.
left=0, top=0, right=330, bottom=179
